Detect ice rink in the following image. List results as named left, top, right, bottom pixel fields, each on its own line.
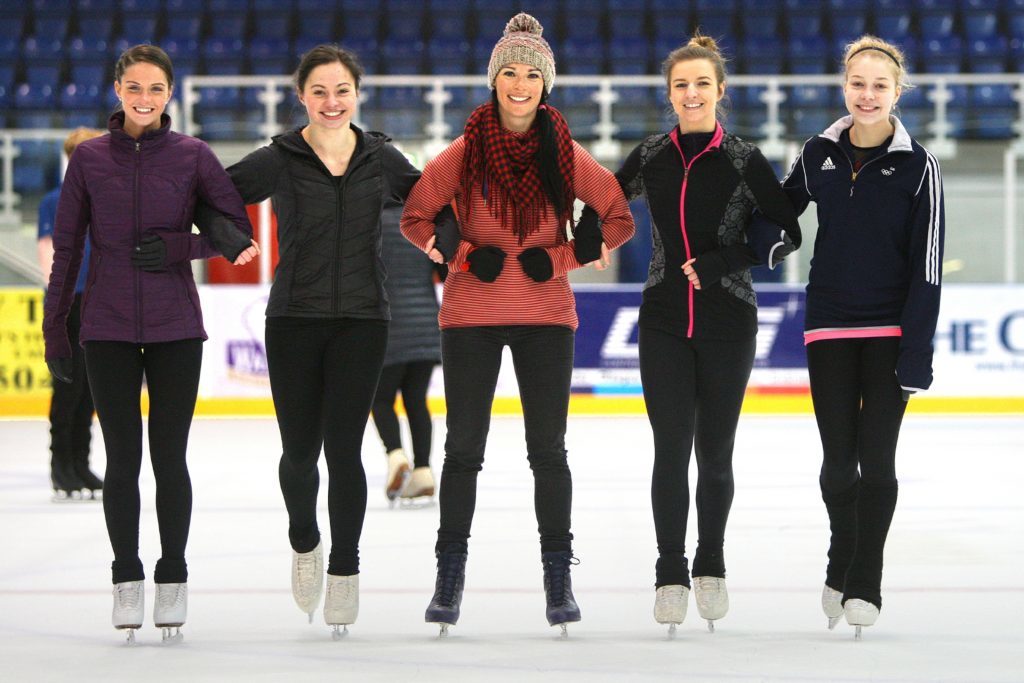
left=1, top=413, right=1022, bottom=682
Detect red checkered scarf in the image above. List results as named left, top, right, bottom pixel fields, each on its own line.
left=459, top=101, right=575, bottom=243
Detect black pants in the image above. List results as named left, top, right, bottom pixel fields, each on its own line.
left=84, top=338, right=203, bottom=584
left=807, top=337, right=905, bottom=609
left=265, top=317, right=388, bottom=576
left=371, top=360, right=436, bottom=468
left=639, top=326, right=756, bottom=587
left=49, top=295, right=94, bottom=480
left=436, top=325, right=574, bottom=554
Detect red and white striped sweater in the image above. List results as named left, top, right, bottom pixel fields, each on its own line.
left=401, top=136, right=634, bottom=330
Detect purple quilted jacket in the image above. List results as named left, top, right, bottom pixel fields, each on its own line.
left=43, top=112, right=252, bottom=360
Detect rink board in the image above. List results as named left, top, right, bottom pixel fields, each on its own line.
left=1, top=284, right=1022, bottom=416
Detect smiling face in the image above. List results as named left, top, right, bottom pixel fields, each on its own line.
left=844, top=53, right=901, bottom=129
left=298, top=61, right=359, bottom=130
left=113, top=61, right=172, bottom=138
left=494, top=63, right=545, bottom=132
left=668, top=58, right=724, bottom=134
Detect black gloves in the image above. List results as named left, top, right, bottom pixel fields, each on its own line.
left=465, top=246, right=506, bottom=282
left=433, top=205, right=460, bottom=263
left=131, top=234, right=168, bottom=272
left=518, top=247, right=554, bottom=282
left=573, top=205, right=603, bottom=264
left=48, top=358, right=73, bottom=384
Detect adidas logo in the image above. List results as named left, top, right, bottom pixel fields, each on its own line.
left=820, top=157, right=836, bottom=171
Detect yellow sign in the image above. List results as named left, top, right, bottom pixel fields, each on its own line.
left=0, top=288, right=49, bottom=399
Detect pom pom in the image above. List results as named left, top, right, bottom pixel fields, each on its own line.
left=504, top=12, right=543, bottom=37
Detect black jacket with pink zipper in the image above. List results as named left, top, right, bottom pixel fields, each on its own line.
left=617, top=123, right=801, bottom=340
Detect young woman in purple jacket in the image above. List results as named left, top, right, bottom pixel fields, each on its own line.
left=42, top=45, right=259, bottom=644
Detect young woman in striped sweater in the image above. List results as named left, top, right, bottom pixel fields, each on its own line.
left=774, top=35, right=945, bottom=637
left=401, top=13, right=634, bottom=635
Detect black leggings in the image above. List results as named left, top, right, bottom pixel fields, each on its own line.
left=49, top=295, right=94, bottom=476
left=265, top=316, right=388, bottom=576
left=371, top=360, right=436, bottom=468
left=807, top=337, right=905, bottom=608
left=84, top=338, right=203, bottom=584
left=639, top=326, right=755, bottom=587
left=436, top=325, right=574, bottom=555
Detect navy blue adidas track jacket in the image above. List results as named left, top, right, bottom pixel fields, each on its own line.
left=781, top=115, right=945, bottom=392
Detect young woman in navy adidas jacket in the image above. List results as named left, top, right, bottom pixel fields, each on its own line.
left=592, top=34, right=801, bottom=632
left=776, top=36, right=945, bottom=635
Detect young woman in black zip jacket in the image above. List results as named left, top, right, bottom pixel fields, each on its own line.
left=768, top=36, right=945, bottom=638
left=584, top=35, right=801, bottom=634
left=194, top=45, right=454, bottom=637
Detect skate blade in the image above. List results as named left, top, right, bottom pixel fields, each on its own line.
left=51, top=489, right=91, bottom=503
left=432, top=623, right=452, bottom=638
left=854, top=625, right=863, bottom=640
left=160, top=626, right=184, bottom=644
left=706, top=620, right=715, bottom=633
left=331, top=625, right=349, bottom=640
left=385, top=467, right=412, bottom=501
left=827, top=616, right=840, bottom=630
left=117, top=627, right=140, bottom=645
left=398, top=496, right=436, bottom=510
left=667, top=623, right=678, bottom=639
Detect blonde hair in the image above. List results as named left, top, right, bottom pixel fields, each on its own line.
left=63, top=127, right=104, bottom=157
left=842, top=35, right=912, bottom=91
left=661, top=33, right=727, bottom=89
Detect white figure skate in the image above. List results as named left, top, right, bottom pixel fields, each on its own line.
left=385, top=448, right=411, bottom=506
left=324, top=574, right=359, bottom=639
left=692, top=576, right=729, bottom=632
left=822, top=585, right=844, bottom=630
left=292, top=540, right=324, bottom=623
left=154, top=582, right=187, bottom=644
left=112, top=580, right=144, bottom=644
left=844, top=598, right=880, bottom=640
left=654, top=584, right=689, bottom=638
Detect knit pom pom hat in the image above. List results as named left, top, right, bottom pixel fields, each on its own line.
left=487, top=13, right=556, bottom=94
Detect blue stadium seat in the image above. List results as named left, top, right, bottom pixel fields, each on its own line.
left=649, top=0, right=689, bottom=41
left=34, top=16, right=69, bottom=40
left=970, top=85, right=1016, bottom=138
left=208, top=5, right=250, bottom=41
left=827, top=0, right=869, bottom=38
left=70, top=62, right=106, bottom=86
left=339, top=10, right=383, bottom=41
left=428, top=38, right=470, bottom=75
left=249, top=38, right=292, bottom=75
left=874, top=0, right=913, bottom=40
left=788, top=35, right=828, bottom=73
left=691, top=13, right=734, bottom=41
left=204, top=37, right=247, bottom=72
left=784, top=0, right=823, bottom=38
left=15, top=82, right=57, bottom=109
left=429, top=0, right=471, bottom=40
left=0, top=36, right=19, bottom=64
left=918, top=0, right=956, bottom=39
left=121, top=16, right=158, bottom=41
left=379, top=38, right=425, bottom=74
left=609, top=37, right=650, bottom=75
left=252, top=11, right=293, bottom=40
left=742, top=37, right=786, bottom=74
left=959, top=0, right=1000, bottom=39
left=474, top=1, right=522, bottom=39
left=165, top=15, right=202, bottom=41
left=1010, top=1, right=1024, bottom=40
left=0, top=17, right=22, bottom=40
left=966, top=35, right=1009, bottom=71
left=295, top=11, right=338, bottom=41
left=60, top=82, right=104, bottom=109
left=25, top=64, right=61, bottom=86
left=74, top=0, right=117, bottom=15
left=919, top=35, right=965, bottom=71
left=121, top=0, right=164, bottom=14
left=162, top=37, right=200, bottom=74
left=30, top=0, right=73, bottom=16
left=68, top=36, right=110, bottom=67
left=561, top=0, right=603, bottom=39
left=619, top=199, right=652, bottom=283
left=470, top=37, right=493, bottom=73
left=388, top=0, right=429, bottom=40
left=562, top=37, right=605, bottom=75
left=77, top=17, right=115, bottom=41
left=333, top=37, right=378, bottom=70
left=738, top=0, right=779, bottom=40
left=22, top=35, right=64, bottom=66
left=607, top=0, right=648, bottom=40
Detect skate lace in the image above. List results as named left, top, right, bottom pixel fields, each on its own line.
left=295, top=553, right=318, bottom=597
left=116, top=583, right=141, bottom=609
left=693, top=576, right=724, bottom=602
left=157, top=584, right=185, bottom=609
left=435, top=554, right=465, bottom=607
left=542, top=553, right=579, bottom=606
left=656, top=585, right=685, bottom=607
left=326, top=577, right=355, bottom=602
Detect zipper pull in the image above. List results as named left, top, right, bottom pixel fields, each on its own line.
left=850, top=186, right=854, bottom=198
left=684, top=165, right=689, bottom=180
left=135, top=142, right=140, bottom=152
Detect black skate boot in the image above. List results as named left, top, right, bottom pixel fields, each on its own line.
left=424, top=550, right=467, bottom=636
left=542, top=551, right=581, bottom=636
left=50, top=456, right=87, bottom=502
left=73, top=454, right=103, bottom=500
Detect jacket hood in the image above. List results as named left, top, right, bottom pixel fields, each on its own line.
left=819, top=115, right=913, bottom=154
